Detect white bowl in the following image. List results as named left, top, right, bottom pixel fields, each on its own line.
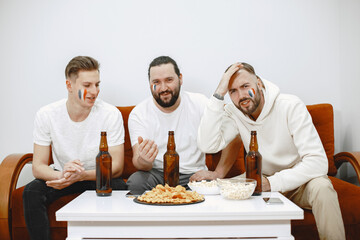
left=217, top=178, right=256, bottom=200
left=188, top=180, right=220, bottom=195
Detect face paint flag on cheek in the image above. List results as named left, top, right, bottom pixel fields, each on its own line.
left=152, top=84, right=156, bottom=92
left=248, top=88, right=255, bottom=98
left=78, top=89, right=87, bottom=101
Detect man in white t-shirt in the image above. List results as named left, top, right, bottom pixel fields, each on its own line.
left=127, top=56, right=240, bottom=192
left=23, top=56, right=127, bottom=240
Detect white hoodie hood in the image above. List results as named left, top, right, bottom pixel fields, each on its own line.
left=220, top=78, right=327, bottom=192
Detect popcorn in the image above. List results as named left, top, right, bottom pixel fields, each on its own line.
left=188, top=180, right=220, bottom=195
left=217, top=178, right=256, bottom=200
left=188, top=180, right=217, bottom=187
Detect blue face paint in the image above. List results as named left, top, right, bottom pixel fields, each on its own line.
left=153, top=84, right=156, bottom=91
left=78, top=89, right=82, bottom=100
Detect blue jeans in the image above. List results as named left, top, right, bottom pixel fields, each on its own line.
left=23, top=178, right=127, bottom=240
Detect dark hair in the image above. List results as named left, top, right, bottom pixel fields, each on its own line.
left=148, top=56, right=180, bottom=79
left=65, top=56, right=100, bottom=80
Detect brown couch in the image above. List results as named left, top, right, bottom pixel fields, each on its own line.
left=0, top=104, right=359, bottom=240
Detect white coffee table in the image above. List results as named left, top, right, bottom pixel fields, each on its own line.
left=56, top=190, right=303, bottom=240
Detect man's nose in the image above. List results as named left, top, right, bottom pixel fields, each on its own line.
left=158, top=82, right=167, bottom=92
left=240, top=88, right=251, bottom=98
left=88, top=85, right=98, bottom=94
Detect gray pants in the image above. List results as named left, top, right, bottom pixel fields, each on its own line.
left=283, top=176, right=345, bottom=240
left=127, top=168, right=193, bottom=192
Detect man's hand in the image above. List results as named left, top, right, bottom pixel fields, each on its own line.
left=46, top=173, right=77, bottom=189
left=189, top=170, right=220, bottom=182
left=46, top=159, right=86, bottom=190
left=61, top=159, right=85, bottom=178
left=46, top=171, right=85, bottom=189
left=137, top=136, right=158, bottom=164
left=215, top=62, right=243, bottom=97
left=262, top=175, right=271, bottom=192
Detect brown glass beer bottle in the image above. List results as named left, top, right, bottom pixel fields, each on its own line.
left=246, top=131, right=262, bottom=195
left=96, top=131, right=112, bottom=196
left=163, top=131, right=179, bottom=187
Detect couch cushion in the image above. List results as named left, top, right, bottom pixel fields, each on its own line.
left=208, top=146, right=245, bottom=178
left=228, top=144, right=246, bottom=177
left=330, top=176, right=360, bottom=238
left=117, top=106, right=136, bottom=179
left=306, top=104, right=337, bottom=176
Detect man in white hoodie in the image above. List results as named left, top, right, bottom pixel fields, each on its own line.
left=197, top=62, right=345, bottom=240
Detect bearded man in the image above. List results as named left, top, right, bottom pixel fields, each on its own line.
left=127, top=56, right=240, bottom=192
left=197, top=62, right=345, bottom=240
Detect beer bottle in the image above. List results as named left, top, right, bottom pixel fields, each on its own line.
left=246, top=131, right=262, bottom=195
left=163, top=131, right=179, bottom=187
left=96, top=131, right=112, bottom=196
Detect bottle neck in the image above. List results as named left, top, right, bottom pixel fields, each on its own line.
left=100, top=134, right=108, bottom=152
left=167, top=134, right=176, bottom=151
left=249, top=133, right=258, bottom=152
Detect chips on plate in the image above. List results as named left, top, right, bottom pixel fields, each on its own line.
left=137, top=184, right=204, bottom=204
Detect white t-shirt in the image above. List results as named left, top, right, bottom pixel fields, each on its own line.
left=33, top=98, right=125, bottom=171
left=128, top=91, right=209, bottom=174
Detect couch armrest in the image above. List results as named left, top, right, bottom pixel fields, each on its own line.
left=334, top=151, right=360, bottom=184
left=0, top=153, right=33, bottom=240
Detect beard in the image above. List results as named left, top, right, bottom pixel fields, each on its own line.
left=152, top=84, right=181, bottom=108
left=234, top=86, right=261, bottom=116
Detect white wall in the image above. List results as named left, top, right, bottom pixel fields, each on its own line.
left=338, top=0, right=360, bottom=184
left=0, top=0, right=359, bottom=185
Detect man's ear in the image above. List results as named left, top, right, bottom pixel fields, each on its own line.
left=66, top=79, right=72, bottom=92
left=179, top=73, right=183, bottom=85
left=256, top=76, right=264, bottom=89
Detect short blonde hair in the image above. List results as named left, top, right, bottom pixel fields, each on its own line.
left=65, top=56, right=100, bottom=80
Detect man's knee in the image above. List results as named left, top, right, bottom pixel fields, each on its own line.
left=24, top=179, right=47, bottom=196
left=23, top=179, right=48, bottom=207
left=306, top=176, right=337, bottom=202
left=127, top=171, right=159, bottom=191
left=127, top=171, right=147, bottom=190
left=307, top=176, right=333, bottom=191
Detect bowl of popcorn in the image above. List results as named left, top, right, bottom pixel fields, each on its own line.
left=217, top=178, right=256, bottom=200
left=188, top=180, right=220, bottom=195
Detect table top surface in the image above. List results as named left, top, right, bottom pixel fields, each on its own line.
left=56, top=190, right=303, bottom=222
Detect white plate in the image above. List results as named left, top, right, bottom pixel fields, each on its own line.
left=188, top=181, right=220, bottom=195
